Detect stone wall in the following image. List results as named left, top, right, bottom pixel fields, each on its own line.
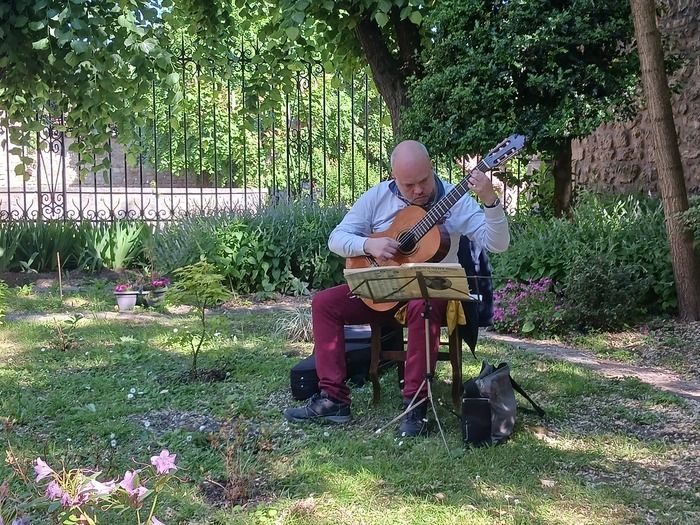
left=572, top=0, right=700, bottom=195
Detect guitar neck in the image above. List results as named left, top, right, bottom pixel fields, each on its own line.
left=405, top=159, right=490, bottom=244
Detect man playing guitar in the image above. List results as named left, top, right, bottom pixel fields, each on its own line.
left=284, top=139, right=511, bottom=437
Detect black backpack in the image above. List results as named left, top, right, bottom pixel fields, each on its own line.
left=461, top=361, right=545, bottom=446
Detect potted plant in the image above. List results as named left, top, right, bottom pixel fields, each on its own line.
left=113, top=282, right=139, bottom=312
left=144, top=276, right=170, bottom=306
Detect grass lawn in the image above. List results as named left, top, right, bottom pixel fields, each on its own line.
left=1, top=278, right=698, bottom=524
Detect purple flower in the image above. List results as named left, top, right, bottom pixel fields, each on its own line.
left=115, top=283, right=131, bottom=292
left=34, top=458, right=54, bottom=482
left=150, top=449, right=177, bottom=475
left=45, top=480, right=64, bottom=500
left=150, top=517, right=165, bottom=525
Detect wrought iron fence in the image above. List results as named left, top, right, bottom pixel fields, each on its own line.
left=0, top=47, right=525, bottom=224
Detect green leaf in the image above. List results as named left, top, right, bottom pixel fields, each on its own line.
left=374, top=12, right=389, bottom=27
left=29, top=20, right=46, bottom=31
left=70, top=39, right=89, bottom=54
left=166, top=72, right=179, bottom=85
left=139, top=38, right=157, bottom=55
left=409, top=10, right=422, bottom=25
left=522, top=320, right=535, bottom=333
left=285, top=26, right=300, bottom=40
left=32, top=38, right=50, bottom=50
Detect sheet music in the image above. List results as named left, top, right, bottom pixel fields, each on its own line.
left=344, top=263, right=473, bottom=302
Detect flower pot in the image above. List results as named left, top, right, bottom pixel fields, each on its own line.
left=114, top=291, right=139, bottom=312
left=148, top=288, right=167, bottom=306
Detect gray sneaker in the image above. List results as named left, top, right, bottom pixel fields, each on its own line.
left=284, top=392, right=352, bottom=424
left=398, top=399, right=428, bottom=437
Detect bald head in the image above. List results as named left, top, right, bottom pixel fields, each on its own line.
left=390, top=140, right=436, bottom=206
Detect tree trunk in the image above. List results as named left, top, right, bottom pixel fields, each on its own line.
left=552, top=140, right=573, bottom=217
left=354, top=15, right=412, bottom=141
left=630, top=0, right=700, bottom=320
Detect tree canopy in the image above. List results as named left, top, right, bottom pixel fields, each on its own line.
left=404, top=0, right=639, bottom=159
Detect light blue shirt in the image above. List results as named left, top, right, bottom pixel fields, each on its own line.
left=328, top=178, right=510, bottom=263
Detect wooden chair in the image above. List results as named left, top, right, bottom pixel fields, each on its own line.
left=368, top=318, right=463, bottom=408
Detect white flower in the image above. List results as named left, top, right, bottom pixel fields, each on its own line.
left=127, top=393, right=134, bottom=400
left=186, top=435, right=193, bottom=442
left=144, top=421, right=151, bottom=428
left=129, top=387, right=136, bottom=394
left=110, top=439, right=117, bottom=448
left=173, top=328, right=178, bottom=333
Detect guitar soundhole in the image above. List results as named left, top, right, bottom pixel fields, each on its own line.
left=397, top=231, right=417, bottom=255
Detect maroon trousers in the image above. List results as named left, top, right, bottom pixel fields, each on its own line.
left=312, top=284, right=448, bottom=405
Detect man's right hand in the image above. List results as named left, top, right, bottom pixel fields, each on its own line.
left=363, top=237, right=400, bottom=263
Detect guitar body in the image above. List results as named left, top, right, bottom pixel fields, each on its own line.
left=346, top=205, right=451, bottom=311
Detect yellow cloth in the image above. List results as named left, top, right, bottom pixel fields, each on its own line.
left=394, top=300, right=466, bottom=334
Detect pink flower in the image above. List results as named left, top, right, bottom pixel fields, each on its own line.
left=83, top=478, right=117, bottom=495
left=115, top=283, right=131, bottom=292
left=45, top=480, right=64, bottom=500
left=150, top=449, right=177, bottom=475
left=119, top=470, right=148, bottom=502
left=151, top=277, right=170, bottom=289
left=34, top=458, right=54, bottom=481
left=150, top=517, right=165, bottom=525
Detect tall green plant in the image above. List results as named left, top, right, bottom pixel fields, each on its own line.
left=15, top=221, right=81, bottom=272
left=80, top=221, right=150, bottom=272
left=167, top=261, right=231, bottom=375
left=0, top=223, right=22, bottom=272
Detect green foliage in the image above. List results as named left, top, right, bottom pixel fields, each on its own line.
left=0, top=223, right=23, bottom=272
left=154, top=202, right=347, bottom=295
left=167, top=260, right=231, bottom=374
left=404, top=0, right=640, bottom=158
left=153, top=213, right=233, bottom=275
left=79, top=221, right=151, bottom=272
left=51, top=313, right=84, bottom=352
left=491, top=193, right=677, bottom=328
left=14, top=221, right=82, bottom=272
left=0, top=0, right=184, bottom=176
left=679, top=196, right=700, bottom=247
left=561, top=254, right=653, bottom=331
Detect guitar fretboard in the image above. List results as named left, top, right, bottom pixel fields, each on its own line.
left=399, top=159, right=489, bottom=251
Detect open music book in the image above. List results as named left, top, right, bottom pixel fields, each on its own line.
left=344, top=262, right=476, bottom=303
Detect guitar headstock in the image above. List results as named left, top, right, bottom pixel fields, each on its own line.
left=481, top=134, right=527, bottom=170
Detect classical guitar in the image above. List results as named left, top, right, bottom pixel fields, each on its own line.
left=346, top=134, right=526, bottom=311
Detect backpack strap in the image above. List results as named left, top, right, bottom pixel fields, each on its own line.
left=509, top=376, right=545, bottom=417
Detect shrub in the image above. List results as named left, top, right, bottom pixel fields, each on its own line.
left=560, top=254, right=654, bottom=330
left=493, top=278, right=565, bottom=336
left=155, top=202, right=347, bottom=296
left=491, top=192, right=676, bottom=318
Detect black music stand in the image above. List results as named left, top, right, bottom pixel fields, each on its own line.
left=345, top=264, right=473, bottom=451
